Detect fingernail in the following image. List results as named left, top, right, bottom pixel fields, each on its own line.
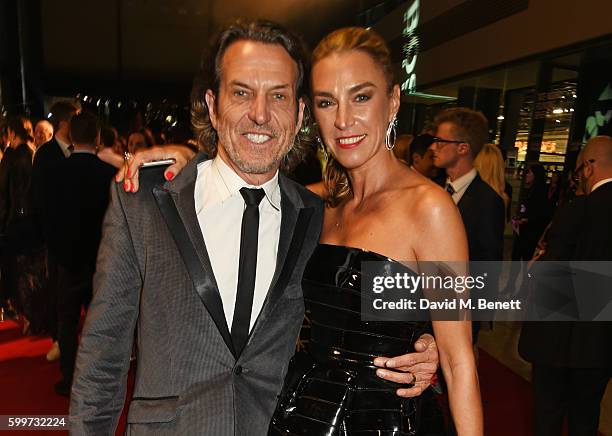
left=376, top=369, right=386, bottom=378
left=131, top=184, right=136, bottom=193
left=165, top=171, right=174, bottom=181
left=124, top=181, right=129, bottom=192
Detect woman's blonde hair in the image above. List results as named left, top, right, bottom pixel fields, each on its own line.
left=474, top=143, right=510, bottom=208
left=312, top=27, right=395, bottom=207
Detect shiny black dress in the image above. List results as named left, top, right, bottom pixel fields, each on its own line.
left=269, top=244, right=445, bottom=436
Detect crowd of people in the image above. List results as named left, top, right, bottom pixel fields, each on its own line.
left=0, top=18, right=610, bottom=436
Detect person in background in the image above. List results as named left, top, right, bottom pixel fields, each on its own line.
left=0, top=117, right=41, bottom=333
left=126, top=128, right=155, bottom=154
left=97, top=126, right=124, bottom=169
left=504, top=163, right=552, bottom=297
left=407, top=133, right=439, bottom=181
left=45, top=112, right=117, bottom=396
left=520, top=137, right=612, bottom=436
left=34, top=119, right=54, bottom=150
left=30, top=100, right=79, bottom=362
left=393, top=133, right=412, bottom=162
left=474, top=143, right=510, bottom=213
left=430, top=108, right=505, bottom=344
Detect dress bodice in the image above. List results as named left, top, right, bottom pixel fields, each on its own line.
left=302, top=243, right=430, bottom=371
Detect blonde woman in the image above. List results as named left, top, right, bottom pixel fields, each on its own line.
left=474, top=143, right=510, bottom=210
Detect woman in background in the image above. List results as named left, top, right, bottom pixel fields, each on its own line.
left=474, top=143, right=510, bottom=212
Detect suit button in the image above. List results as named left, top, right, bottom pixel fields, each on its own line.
left=234, top=365, right=243, bottom=375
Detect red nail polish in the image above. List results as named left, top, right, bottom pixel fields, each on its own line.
left=124, top=181, right=129, bottom=192
left=165, top=171, right=175, bottom=181
left=131, top=185, right=136, bottom=193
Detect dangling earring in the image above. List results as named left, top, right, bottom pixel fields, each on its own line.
left=317, top=136, right=328, bottom=161
left=385, top=115, right=397, bottom=151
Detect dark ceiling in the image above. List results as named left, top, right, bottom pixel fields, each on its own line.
left=39, top=0, right=393, bottom=97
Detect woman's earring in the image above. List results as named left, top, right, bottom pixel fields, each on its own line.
left=385, top=115, right=398, bottom=151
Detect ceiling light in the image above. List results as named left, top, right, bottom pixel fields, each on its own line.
left=552, top=108, right=563, bottom=114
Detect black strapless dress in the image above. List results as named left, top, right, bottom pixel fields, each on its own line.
left=269, top=244, right=445, bottom=436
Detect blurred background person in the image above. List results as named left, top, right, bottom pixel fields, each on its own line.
left=474, top=143, right=511, bottom=214
left=30, top=100, right=79, bottom=362
left=34, top=119, right=54, bottom=150
left=45, top=111, right=116, bottom=396
left=407, top=133, right=439, bottom=181
left=0, top=117, right=45, bottom=333
left=97, top=125, right=124, bottom=169
left=126, top=128, right=154, bottom=154
left=504, top=163, right=553, bottom=297
left=393, top=133, right=412, bottom=162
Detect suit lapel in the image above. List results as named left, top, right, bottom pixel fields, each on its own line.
left=152, top=153, right=236, bottom=358
left=457, top=173, right=480, bottom=215
left=248, top=175, right=314, bottom=343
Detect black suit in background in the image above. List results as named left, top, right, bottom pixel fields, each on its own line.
left=456, top=173, right=505, bottom=341
left=457, top=174, right=505, bottom=262
left=45, top=152, right=116, bottom=386
left=29, top=137, right=67, bottom=339
left=519, top=183, right=612, bottom=436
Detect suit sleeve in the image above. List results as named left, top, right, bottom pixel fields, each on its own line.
left=69, top=181, right=143, bottom=435
left=478, top=192, right=505, bottom=261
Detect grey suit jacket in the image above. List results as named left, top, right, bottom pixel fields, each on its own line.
left=69, top=153, right=324, bottom=435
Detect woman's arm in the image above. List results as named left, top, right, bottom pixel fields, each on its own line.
left=117, top=145, right=197, bottom=192
left=414, top=187, right=483, bottom=436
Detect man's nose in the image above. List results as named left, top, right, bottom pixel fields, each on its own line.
left=248, top=94, right=271, bottom=125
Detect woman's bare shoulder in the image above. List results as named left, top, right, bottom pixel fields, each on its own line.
left=306, top=181, right=327, bottom=198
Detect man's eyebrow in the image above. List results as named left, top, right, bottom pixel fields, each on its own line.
left=229, top=81, right=252, bottom=89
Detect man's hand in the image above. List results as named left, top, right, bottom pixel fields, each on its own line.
left=373, top=333, right=439, bottom=398
left=116, top=145, right=196, bottom=192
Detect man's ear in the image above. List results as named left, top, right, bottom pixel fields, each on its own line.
left=412, top=153, right=421, bottom=166
left=205, top=90, right=217, bottom=130
left=458, top=142, right=471, bottom=156
left=294, top=97, right=306, bottom=137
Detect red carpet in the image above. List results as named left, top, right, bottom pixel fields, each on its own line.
left=0, top=318, right=604, bottom=435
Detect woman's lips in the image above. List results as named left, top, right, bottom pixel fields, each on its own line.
left=336, top=134, right=367, bottom=149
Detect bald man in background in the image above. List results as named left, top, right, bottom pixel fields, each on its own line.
left=524, top=136, right=612, bottom=436
left=34, top=120, right=54, bottom=149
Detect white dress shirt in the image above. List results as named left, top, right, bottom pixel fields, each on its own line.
left=446, top=168, right=478, bottom=204
left=194, top=155, right=281, bottom=331
left=591, top=178, right=612, bottom=193
left=55, top=135, right=72, bottom=158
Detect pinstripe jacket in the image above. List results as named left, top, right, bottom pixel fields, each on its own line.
left=69, top=153, right=323, bottom=435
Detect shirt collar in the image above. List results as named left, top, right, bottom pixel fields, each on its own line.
left=212, top=155, right=281, bottom=210
left=591, top=178, right=612, bottom=193
left=447, top=167, right=477, bottom=192
left=55, top=135, right=71, bottom=155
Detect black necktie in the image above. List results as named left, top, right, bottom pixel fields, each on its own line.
left=445, top=183, right=455, bottom=196
left=231, top=187, right=266, bottom=355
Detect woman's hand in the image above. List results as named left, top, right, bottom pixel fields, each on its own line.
left=116, top=145, right=196, bottom=192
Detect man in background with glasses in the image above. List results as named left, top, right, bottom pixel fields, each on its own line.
left=430, top=107, right=505, bottom=343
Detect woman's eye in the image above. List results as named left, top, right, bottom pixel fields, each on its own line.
left=355, top=94, right=370, bottom=102
left=317, top=100, right=332, bottom=108
left=234, top=90, right=247, bottom=97
left=273, top=93, right=286, bottom=100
